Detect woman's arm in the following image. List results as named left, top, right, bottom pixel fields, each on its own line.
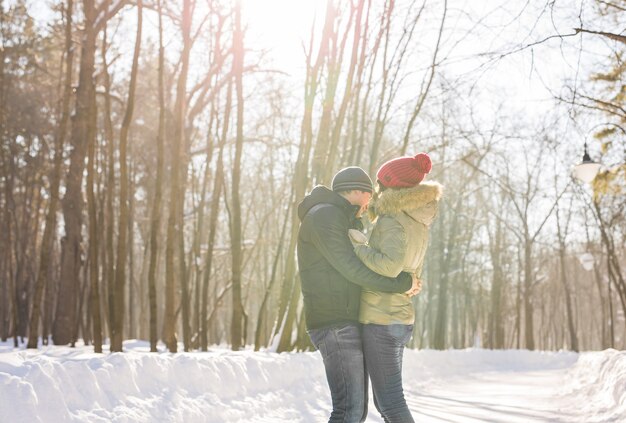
left=353, top=216, right=407, bottom=278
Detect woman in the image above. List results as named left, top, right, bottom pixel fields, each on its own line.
left=349, top=152, right=442, bottom=423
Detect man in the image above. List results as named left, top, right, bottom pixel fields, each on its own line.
left=297, top=166, right=418, bottom=423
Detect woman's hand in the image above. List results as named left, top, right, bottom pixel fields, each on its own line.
left=348, top=229, right=368, bottom=245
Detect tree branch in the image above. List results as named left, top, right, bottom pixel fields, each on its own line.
left=574, top=28, right=626, bottom=45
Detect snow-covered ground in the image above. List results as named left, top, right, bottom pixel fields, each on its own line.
left=1, top=340, right=624, bottom=422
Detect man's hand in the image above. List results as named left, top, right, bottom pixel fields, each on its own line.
left=405, top=275, right=422, bottom=297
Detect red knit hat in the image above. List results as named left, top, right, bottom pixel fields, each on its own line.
left=376, top=153, right=432, bottom=188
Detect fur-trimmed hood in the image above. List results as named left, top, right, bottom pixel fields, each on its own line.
left=369, top=181, right=443, bottom=225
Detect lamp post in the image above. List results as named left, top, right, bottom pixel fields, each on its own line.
left=573, top=122, right=626, bottom=183
left=573, top=123, right=626, bottom=349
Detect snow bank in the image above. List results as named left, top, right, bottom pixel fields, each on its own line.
left=561, top=349, right=626, bottom=422
left=0, top=341, right=329, bottom=422
left=1, top=340, right=625, bottom=422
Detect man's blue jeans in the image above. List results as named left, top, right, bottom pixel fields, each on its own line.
left=308, top=323, right=368, bottom=423
left=362, top=324, right=414, bottom=423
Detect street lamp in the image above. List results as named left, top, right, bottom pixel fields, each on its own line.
left=573, top=142, right=602, bottom=183
left=573, top=123, right=626, bottom=183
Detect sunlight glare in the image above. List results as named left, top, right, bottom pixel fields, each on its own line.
left=242, top=0, right=326, bottom=73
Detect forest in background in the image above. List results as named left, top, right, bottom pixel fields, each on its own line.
left=0, top=0, right=625, bottom=353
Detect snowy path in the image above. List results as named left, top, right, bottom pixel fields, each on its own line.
left=1, top=341, right=624, bottom=422
left=404, top=368, right=573, bottom=422
left=393, top=348, right=625, bottom=423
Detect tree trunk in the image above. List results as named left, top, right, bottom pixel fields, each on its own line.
left=309, top=1, right=338, bottom=183
left=277, top=275, right=303, bottom=352
left=230, top=0, right=245, bottom=351
left=555, top=206, right=578, bottom=352
left=400, top=0, right=446, bottom=155
left=54, top=0, right=98, bottom=346
left=488, top=218, right=505, bottom=349
left=254, top=201, right=291, bottom=351
left=585, top=219, right=609, bottom=349
left=200, top=148, right=224, bottom=351
left=111, top=0, right=142, bottom=352
left=2, top=147, right=19, bottom=347
left=27, top=0, right=74, bottom=349
left=514, top=249, right=522, bottom=349
left=323, top=0, right=366, bottom=181
left=593, top=201, right=626, bottom=329
left=100, top=23, right=116, bottom=346
left=86, top=56, right=102, bottom=353
left=147, top=0, right=166, bottom=353
left=0, top=10, right=10, bottom=344
left=523, top=239, right=535, bottom=350
left=128, top=162, right=136, bottom=339
left=201, top=81, right=231, bottom=351
left=433, top=143, right=462, bottom=350
left=273, top=0, right=336, bottom=352
left=164, top=0, right=193, bottom=353
left=368, top=0, right=394, bottom=176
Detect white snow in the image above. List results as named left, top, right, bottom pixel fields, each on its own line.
left=0, top=340, right=624, bottom=422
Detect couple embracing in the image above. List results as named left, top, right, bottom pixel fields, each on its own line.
left=297, top=153, right=442, bottom=423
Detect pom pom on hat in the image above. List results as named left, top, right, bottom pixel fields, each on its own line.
left=376, top=153, right=432, bottom=188
left=414, top=153, right=432, bottom=173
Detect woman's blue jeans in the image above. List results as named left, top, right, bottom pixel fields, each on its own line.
left=308, top=323, right=368, bottom=423
left=362, top=324, right=414, bottom=423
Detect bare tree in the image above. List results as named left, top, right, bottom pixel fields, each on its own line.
left=110, top=0, right=142, bottom=353
left=27, top=0, right=74, bottom=349
left=54, top=0, right=126, bottom=346
left=146, top=0, right=167, bottom=353
left=163, top=0, right=193, bottom=353
left=555, top=188, right=578, bottom=352
left=229, top=0, right=246, bottom=351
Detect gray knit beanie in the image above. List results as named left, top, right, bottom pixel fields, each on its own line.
left=331, top=167, right=373, bottom=193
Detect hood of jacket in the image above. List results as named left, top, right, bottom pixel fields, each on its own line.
left=369, top=181, right=443, bottom=225
left=297, top=185, right=361, bottom=222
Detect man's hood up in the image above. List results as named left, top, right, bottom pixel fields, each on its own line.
left=297, top=185, right=355, bottom=221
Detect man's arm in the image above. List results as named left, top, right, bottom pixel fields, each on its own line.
left=307, top=207, right=412, bottom=293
